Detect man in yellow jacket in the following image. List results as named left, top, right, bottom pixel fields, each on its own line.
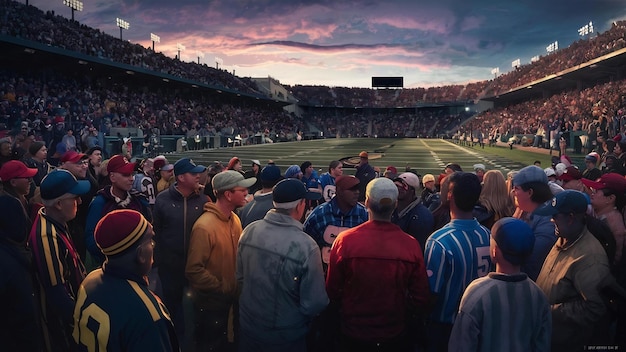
left=186, top=170, right=256, bottom=352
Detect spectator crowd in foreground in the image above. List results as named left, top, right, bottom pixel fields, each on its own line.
left=1, top=138, right=626, bottom=351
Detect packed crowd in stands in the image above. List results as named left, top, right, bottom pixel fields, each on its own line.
left=467, top=78, right=626, bottom=150
left=283, top=21, right=626, bottom=108
left=487, top=20, right=626, bottom=96
left=2, top=0, right=626, bottom=114
left=0, top=0, right=261, bottom=95
left=303, top=108, right=466, bottom=138
left=289, top=81, right=489, bottom=108
left=0, top=69, right=302, bottom=154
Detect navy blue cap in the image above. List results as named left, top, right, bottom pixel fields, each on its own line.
left=260, top=164, right=282, bottom=182
left=534, top=190, right=588, bottom=216
left=40, top=169, right=91, bottom=200
left=174, top=158, right=206, bottom=176
left=273, top=178, right=321, bottom=208
left=491, top=217, right=535, bottom=266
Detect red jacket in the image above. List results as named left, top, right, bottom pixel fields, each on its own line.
left=326, top=220, right=430, bottom=342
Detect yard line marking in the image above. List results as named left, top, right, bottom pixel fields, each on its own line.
left=439, top=139, right=501, bottom=170
left=419, top=139, right=446, bottom=168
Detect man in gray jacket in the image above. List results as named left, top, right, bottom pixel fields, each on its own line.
left=236, top=178, right=328, bottom=351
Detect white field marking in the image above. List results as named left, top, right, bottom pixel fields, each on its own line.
left=419, top=139, right=448, bottom=168
left=278, top=146, right=337, bottom=159
left=438, top=139, right=511, bottom=171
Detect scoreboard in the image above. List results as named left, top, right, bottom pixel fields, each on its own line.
left=372, top=77, right=403, bottom=88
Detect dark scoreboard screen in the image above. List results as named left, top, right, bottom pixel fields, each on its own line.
left=372, top=77, right=404, bottom=88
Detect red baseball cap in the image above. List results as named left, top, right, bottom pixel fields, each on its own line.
left=581, top=173, right=626, bottom=193
left=559, top=166, right=582, bottom=182
left=61, top=150, right=88, bottom=163
left=107, top=155, right=136, bottom=174
left=0, top=160, right=37, bottom=181
left=335, top=175, right=360, bottom=190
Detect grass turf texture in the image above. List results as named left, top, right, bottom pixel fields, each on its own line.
left=165, top=138, right=583, bottom=177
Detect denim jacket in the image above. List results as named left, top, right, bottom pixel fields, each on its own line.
left=236, top=210, right=328, bottom=343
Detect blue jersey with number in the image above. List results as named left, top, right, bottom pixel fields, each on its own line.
left=73, top=267, right=179, bottom=352
left=424, top=218, right=491, bottom=324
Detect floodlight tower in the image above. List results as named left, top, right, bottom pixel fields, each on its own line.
left=197, top=51, right=204, bottom=65
left=177, top=43, right=185, bottom=60
left=63, top=0, right=83, bottom=21
left=150, top=33, right=160, bottom=51
left=215, top=56, right=223, bottom=70
left=116, top=18, right=129, bottom=40
left=578, top=21, right=594, bottom=38
left=491, top=67, right=499, bottom=78
left=546, top=41, right=558, bottom=54
left=511, top=58, right=520, bottom=69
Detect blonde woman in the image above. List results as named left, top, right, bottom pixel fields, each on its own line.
left=476, top=170, right=515, bottom=229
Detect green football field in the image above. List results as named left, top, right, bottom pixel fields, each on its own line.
left=166, top=138, right=564, bottom=177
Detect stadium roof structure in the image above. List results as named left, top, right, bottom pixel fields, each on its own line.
left=483, top=47, right=626, bottom=107
left=0, top=35, right=291, bottom=108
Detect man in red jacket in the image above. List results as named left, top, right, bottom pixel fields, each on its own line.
left=326, top=177, right=430, bottom=351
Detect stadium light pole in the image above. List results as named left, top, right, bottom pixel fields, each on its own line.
left=490, top=67, right=499, bottom=78
left=197, top=51, right=204, bottom=65
left=215, top=56, right=223, bottom=70
left=177, top=43, right=185, bottom=60
left=116, top=18, right=129, bottom=40
left=546, top=41, right=558, bottom=54
left=511, top=59, right=520, bottom=69
left=150, top=33, right=160, bottom=51
left=578, top=21, right=594, bottom=38
left=63, top=0, right=83, bottom=21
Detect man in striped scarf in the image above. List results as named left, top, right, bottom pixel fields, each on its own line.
left=28, top=169, right=91, bottom=352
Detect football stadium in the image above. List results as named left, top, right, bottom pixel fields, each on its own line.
left=1, top=0, right=626, bottom=351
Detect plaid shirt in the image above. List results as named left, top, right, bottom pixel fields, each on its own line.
left=303, top=197, right=368, bottom=247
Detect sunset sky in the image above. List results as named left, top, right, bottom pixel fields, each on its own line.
left=27, top=0, right=626, bottom=88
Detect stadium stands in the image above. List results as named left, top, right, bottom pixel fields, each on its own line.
left=1, top=0, right=626, bottom=154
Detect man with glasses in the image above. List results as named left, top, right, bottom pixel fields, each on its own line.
left=73, top=209, right=179, bottom=352
left=85, top=155, right=151, bottom=269
left=59, top=150, right=99, bottom=262
left=28, top=169, right=90, bottom=351
left=186, top=170, right=256, bottom=351
left=59, top=150, right=90, bottom=179
left=154, top=157, right=208, bottom=346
